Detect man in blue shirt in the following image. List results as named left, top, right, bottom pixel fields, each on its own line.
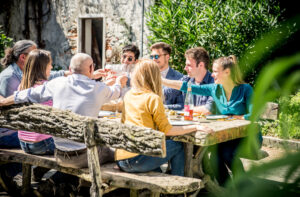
left=181, top=47, right=214, bottom=115
left=150, top=42, right=184, bottom=110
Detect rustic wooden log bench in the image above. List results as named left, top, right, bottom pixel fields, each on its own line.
left=0, top=104, right=204, bottom=197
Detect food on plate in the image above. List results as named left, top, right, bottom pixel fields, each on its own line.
left=169, top=110, right=177, bottom=116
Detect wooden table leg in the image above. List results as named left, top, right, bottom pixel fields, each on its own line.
left=193, top=146, right=225, bottom=195
left=184, top=143, right=194, bottom=177
left=21, top=163, right=32, bottom=196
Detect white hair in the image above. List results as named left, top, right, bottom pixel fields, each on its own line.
left=69, top=53, right=92, bottom=73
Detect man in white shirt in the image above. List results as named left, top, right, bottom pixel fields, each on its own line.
left=0, top=53, right=127, bottom=195
left=7, top=53, right=127, bottom=117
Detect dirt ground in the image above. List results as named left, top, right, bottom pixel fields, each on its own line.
left=0, top=146, right=298, bottom=197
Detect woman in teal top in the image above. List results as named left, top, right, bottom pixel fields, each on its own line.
left=180, top=80, right=253, bottom=120
left=162, top=55, right=262, bottom=185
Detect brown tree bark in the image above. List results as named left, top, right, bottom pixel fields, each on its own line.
left=0, top=103, right=165, bottom=157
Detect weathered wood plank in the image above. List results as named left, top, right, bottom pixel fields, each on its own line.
left=21, top=163, right=31, bottom=196
left=0, top=103, right=165, bottom=157
left=171, top=120, right=251, bottom=146
left=0, top=149, right=204, bottom=194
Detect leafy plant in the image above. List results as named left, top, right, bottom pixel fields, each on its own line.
left=227, top=15, right=300, bottom=196
left=278, top=91, right=300, bottom=139
left=146, top=0, right=282, bottom=84
left=0, top=26, right=13, bottom=71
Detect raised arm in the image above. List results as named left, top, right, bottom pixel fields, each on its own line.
left=161, top=78, right=183, bottom=90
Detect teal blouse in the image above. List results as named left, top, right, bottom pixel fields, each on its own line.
left=180, top=82, right=253, bottom=120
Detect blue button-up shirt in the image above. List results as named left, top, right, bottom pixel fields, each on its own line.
left=14, top=74, right=121, bottom=118
left=181, top=71, right=215, bottom=112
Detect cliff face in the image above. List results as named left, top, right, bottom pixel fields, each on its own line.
left=0, top=0, right=152, bottom=68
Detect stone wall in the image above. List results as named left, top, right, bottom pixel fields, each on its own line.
left=0, top=0, right=153, bottom=69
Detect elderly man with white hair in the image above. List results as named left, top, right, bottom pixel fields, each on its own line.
left=1, top=52, right=127, bottom=117
left=0, top=52, right=127, bottom=195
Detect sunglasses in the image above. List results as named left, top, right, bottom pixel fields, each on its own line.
left=150, top=54, right=167, bottom=60
left=122, top=55, right=134, bottom=62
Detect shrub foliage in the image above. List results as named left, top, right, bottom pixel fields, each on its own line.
left=146, top=0, right=281, bottom=82
left=0, top=26, right=13, bottom=71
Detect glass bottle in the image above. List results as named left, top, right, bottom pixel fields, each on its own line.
left=184, top=81, right=194, bottom=121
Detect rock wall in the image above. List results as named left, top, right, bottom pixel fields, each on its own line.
left=0, top=0, right=153, bottom=69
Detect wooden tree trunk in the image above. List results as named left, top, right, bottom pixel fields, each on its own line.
left=84, top=119, right=103, bottom=197
left=0, top=103, right=166, bottom=157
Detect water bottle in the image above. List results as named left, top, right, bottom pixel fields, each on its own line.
left=184, top=81, right=194, bottom=121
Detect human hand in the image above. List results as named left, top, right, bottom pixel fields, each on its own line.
left=116, top=75, right=128, bottom=88
left=104, top=76, right=117, bottom=86
left=196, top=125, right=213, bottom=134
left=92, top=68, right=109, bottom=79
left=193, top=106, right=212, bottom=115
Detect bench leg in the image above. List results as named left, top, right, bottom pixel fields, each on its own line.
left=130, top=189, right=138, bottom=197
left=21, top=163, right=32, bottom=196
left=150, top=192, right=160, bottom=197
left=87, top=145, right=103, bottom=197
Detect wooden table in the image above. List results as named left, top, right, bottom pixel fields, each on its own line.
left=170, top=119, right=251, bottom=193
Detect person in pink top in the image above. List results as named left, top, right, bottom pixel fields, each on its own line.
left=18, top=49, right=55, bottom=155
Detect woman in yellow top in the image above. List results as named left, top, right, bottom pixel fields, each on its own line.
left=116, top=59, right=210, bottom=176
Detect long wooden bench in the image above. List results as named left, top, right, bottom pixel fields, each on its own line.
left=0, top=104, right=204, bottom=197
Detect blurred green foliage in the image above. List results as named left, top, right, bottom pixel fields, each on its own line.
left=227, top=15, right=300, bottom=196
left=260, top=91, right=300, bottom=140
left=146, top=0, right=282, bottom=84
left=278, top=91, right=300, bottom=139
left=0, top=26, right=13, bottom=71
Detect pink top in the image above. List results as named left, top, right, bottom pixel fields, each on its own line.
left=18, top=81, right=53, bottom=142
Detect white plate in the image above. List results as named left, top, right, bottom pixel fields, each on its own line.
left=170, top=120, right=195, bottom=126
left=206, top=115, right=228, bottom=120
left=98, top=111, right=115, bottom=117
left=175, top=110, right=185, bottom=115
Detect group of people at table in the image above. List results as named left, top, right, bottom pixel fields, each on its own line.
left=0, top=40, right=262, bottom=194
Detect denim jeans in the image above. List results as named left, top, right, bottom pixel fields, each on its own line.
left=117, top=140, right=185, bottom=176
left=20, top=137, right=55, bottom=155
left=0, top=130, right=20, bottom=148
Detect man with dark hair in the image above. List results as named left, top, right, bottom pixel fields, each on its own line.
left=150, top=42, right=184, bottom=110
left=181, top=47, right=214, bottom=115
left=101, top=44, right=140, bottom=112
left=121, top=44, right=140, bottom=65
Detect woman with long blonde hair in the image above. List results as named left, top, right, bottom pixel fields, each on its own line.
left=115, top=59, right=210, bottom=176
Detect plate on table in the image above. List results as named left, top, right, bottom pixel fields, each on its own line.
left=175, top=110, right=185, bottom=116
left=169, top=120, right=195, bottom=126
left=98, top=111, right=115, bottom=117
left=206, top=115, right=228, bottom=120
